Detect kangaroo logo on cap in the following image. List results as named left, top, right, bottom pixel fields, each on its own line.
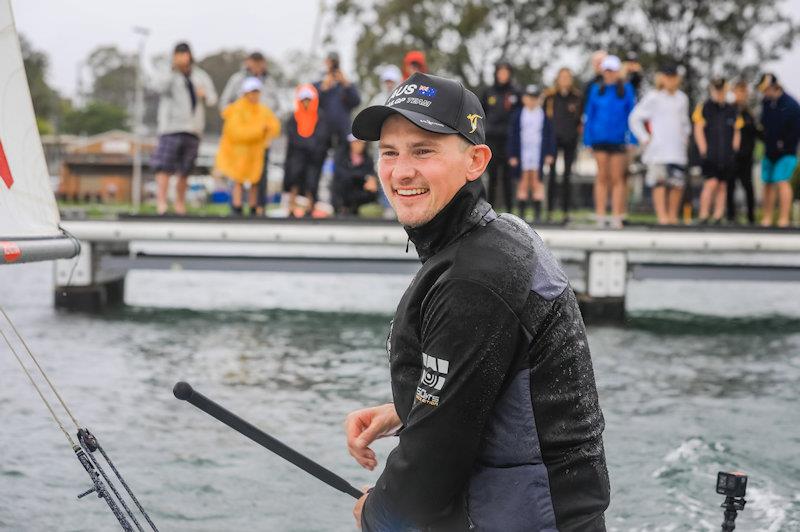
left=466, top=113, right=482, bottom=134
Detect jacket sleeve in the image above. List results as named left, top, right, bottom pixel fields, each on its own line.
left=361, top=279, right=523, bottom=531
left=152, top=70, right=174, bottom=96
left=628, top=93, right=651, bottom=145
left=625, top=84, right=638, bottom=145
left=219, top=72, right=241, bottom=113
left=197, top=69, right=218, bottom=108
left=541, top=114, right=556, bottom=167
left=506, top=109, right=521, bottom=159
left=583, top=87, right=595, bottom=147
left=342, top=83, right=361, bottom=110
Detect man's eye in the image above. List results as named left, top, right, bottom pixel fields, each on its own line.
left=381, top=151, right=398, bottom=158
left=415, top=149, right=433, bottom=156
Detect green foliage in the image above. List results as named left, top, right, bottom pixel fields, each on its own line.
left=61, top=101, right=128, bottom=136
left=560, top=0, right=796, bottom=101
left=20, top=34, right=61, bottom=123
left=86, top=45, right=138, bottom=110
left=332, top=0, right=583, bottom=96
left=334, top=0, right=797, bottom=101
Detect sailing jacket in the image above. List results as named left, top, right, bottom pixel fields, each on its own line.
left=583, top=82, right=636, bottom=147
left=760, top=92, right=800, bottom=162
left=543, top=88, right=583, bottom=146
left=692, top=100, right=739, bottom=166
left=153, top=67, right=218, bottom=137
left=480, top=82, right=522, bottom=140
left=361, top=179, right=610, bottom=532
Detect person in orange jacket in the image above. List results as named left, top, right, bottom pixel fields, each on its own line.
left=215, top=77, right=281, bottom=215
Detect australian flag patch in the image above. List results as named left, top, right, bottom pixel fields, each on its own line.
left=418, top=85, right=437, bottom=97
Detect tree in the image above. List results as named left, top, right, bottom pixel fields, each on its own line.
left=61, top=101, right=128, bottom=136
left=332, top=0, right=583, bottom=95
left=555, top=0, right=796, bottom=101
left=85, top=45, right=138, bottom=111
left=19, top=34, right=61, bottom=132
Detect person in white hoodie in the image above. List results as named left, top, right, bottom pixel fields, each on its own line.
left=628, top=64, right=691, bottom=225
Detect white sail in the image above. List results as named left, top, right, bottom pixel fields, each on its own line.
left=0, top=0, right=77, bottom=263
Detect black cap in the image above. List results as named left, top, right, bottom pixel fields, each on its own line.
left=757, top=73, right=778, bottom=91
left=658, top=63, right=679, bottom=76
left=625, top=51, right=639, bottom=62
left=174, top=42, right=192, bottom=55
left=710, top=77, right=727, bottom=90
left=352, top=72, right=486, bottom=145
left=524, top=84, right=541, bottom=96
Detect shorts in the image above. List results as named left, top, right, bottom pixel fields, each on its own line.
left=150, top=133, right=200, bottom=176
left=520, top=145, right=542, bottom=171
left=592, top=143, right=626, bottom=154
left=761, top=155, right=797, bottom=184
left=285, top=149, right=323, bottom=197
left=646, top=163, right=686, bottom=188
left=702, top=159, right=732, bottom=181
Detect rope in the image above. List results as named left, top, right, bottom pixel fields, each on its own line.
left=79, top=435, right=145, bottom=532
left=96, top=442, right=160, bottom=532
left=0, top=325, right=76, bottom=448
left=0, top=307, right=81, bottom=429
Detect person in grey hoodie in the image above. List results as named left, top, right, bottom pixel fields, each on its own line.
left=219, top=51, right=283, bottom=215
left=150, top=42, right=217, bottom=215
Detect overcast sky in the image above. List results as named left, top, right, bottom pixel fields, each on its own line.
left=11, top=0, right=800, bottom=96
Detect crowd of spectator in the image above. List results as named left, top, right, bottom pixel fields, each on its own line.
left=150, top=42, right=800, bottom=228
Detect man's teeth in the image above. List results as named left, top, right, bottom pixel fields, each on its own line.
left=396, top=188, right=428, bottom=196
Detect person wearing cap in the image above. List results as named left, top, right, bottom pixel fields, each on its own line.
left=622, top=51, right=644, bottom=97
left=692, top=78, right=742, bottom=224
left=314, top=51, right=361, bottom=147
left=369, top=65, right=405, bottom=219
left=345, top=72, right=609, bottom=531
left=543, top=68, right=583, bottom=222
left=402, top=50, right=428, bottom=79
left=219, top=51, right=284, bottom=216
left=582, top=50, right=607, bottom=110
left=628, top=64, right=691, bottom=225
left=214, top=77, right=281, bottom=216
left=480, top=60, right=522, bottom=213
left=332, top=134, right=379, bottom=215
left=151, top=42, right=218, bottom=215
left=283, top=84, right=330, bottom=217
left=507, top=84, right=556, bottom=222
left=757, top=73, right=800, bottom=227
left=583, top=54, right=637, bottom=228
left=730, top=80, right=759, bottom=225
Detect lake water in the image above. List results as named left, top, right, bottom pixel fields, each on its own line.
left=1, top=262, right=799, bottom=531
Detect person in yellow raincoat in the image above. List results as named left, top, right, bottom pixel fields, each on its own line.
left=215, top=76, right=281, bottom=215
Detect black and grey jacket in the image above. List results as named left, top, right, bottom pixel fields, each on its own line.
left=361, top=179, right=610, bottom=531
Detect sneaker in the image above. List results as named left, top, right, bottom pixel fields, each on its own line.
left=609, top=216, right=624, bottom=230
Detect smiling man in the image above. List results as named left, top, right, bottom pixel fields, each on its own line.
left=345, top=73, right=609, bottom=531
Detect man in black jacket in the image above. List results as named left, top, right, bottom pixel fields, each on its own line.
left=348, top=72, right=609, bottom=531
left=480, top=61, right=521, bottom=213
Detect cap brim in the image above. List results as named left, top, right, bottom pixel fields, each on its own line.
left=352, top=105, right=458, bottom=141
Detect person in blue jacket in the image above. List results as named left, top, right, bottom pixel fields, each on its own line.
left=314, top=51, right=361, bottom=147
left=757, top=73, right=800, bottom=227
left=507, top=84, right=556, bottom=222
left=583, top=55, right=636, bottom=228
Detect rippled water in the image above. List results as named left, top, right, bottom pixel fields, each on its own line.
left=1, top=263, right=799, bottom=531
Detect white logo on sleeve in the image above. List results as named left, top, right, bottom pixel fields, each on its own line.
left=415, top=353, right=449, bottom=406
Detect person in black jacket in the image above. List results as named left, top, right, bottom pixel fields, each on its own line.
left=543, top=68, right=583, bottom=222
left=480, top=60, right=522, bottom=213
left=729, top=80, right=759, bottom=224
left=349, top=72, right=609, bottom=531
left=333, top=135, right=379, bottom=215
left=283, top=84, right=330, bottom=217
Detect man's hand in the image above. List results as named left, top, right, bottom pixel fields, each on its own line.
left=508, top=157, right=519, bottom=168
left=353, top=487, right=371, bottom=529
left=364, top=175, right=379, bottom=193
left=196, top=86, right=206, bottom=100
left=344, top=403, right=400, bottom=470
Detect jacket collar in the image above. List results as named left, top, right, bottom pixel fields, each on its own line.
left=404, top=179, right=495, bottom=263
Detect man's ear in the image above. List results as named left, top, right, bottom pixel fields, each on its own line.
left=465, top=144, right=492, bottom=182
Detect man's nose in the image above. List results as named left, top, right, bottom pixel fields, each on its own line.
left=392, top=154, right=417, bottom=182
